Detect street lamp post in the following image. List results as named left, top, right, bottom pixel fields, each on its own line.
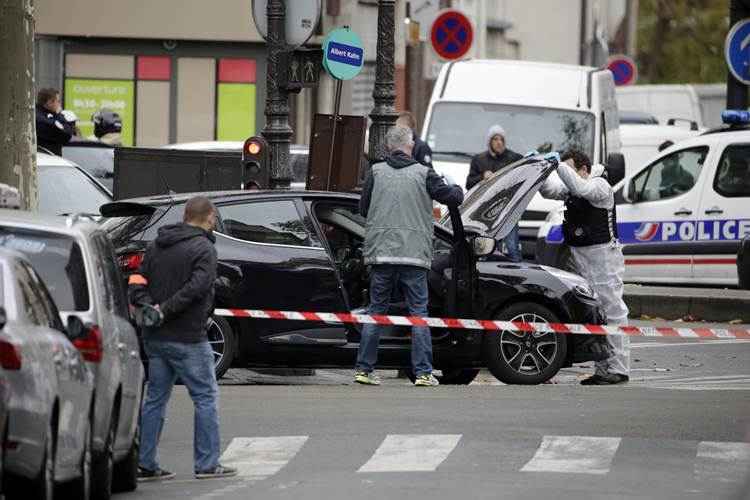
left=262, top=0, right=293, bottom=189
left=368, top=0, right=398, bottom=165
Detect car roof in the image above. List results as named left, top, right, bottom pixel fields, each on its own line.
left=112, top=189, right=360, bottom=207
left=0, top=209, right=99, bottom=235
left=162, top=141, right=309, bottom=152
left=620, top=124, right=701, bottom=144
left=36, top=152, right=80, bottom=168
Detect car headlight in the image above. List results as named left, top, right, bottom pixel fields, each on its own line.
left=540, top=265, right=598, bottom=300
left=573, top=283, right=597, bottom=300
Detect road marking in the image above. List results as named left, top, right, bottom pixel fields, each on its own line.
left=358, top=434, right=462, bottom=472
left=219, top=436, right=308, bottom=479
left=639, top=374, right=750, bottom=391
left=631, top=339, right=750, bottom=348
left=695, top=441, right=750, bottom=482
left=521, top=436, right=621, bottom=475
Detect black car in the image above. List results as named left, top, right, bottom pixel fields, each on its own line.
left=101, top=156, right=605, bottom=385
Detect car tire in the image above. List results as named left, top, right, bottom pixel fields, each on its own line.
left=403, top=368, right=480, bottom=385
left=483, top=302, right=567, bottom=385
left=112, top=422, right=138, bottom=493
left=61, top=419, right=92, bottom=500
left=208, top=316, right=236, bottom=379
left=91, top=415, right=115, bottom=500
left=19, top=419, right=56, bottom=500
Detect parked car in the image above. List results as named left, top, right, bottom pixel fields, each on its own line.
left=616, top=83, right=726, bottom=129
left=538, top=111, right=750, bottom=288
left=0, top=249, right=94, bottom=500
left=101, top=155, right=606, bottom=385
left=36, top=153, right=113, bottom=215
left=0, top=212, right=144, bottom=498
left=619, top=122, right=701, bottom=178
left=61, top=141, right=116, bottom=192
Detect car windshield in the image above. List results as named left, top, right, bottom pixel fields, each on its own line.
left=38, top=164, right=112, bottom=216
left=426, top=102, right=595, bottom=161
left=0, top=228, right=90, bottom=311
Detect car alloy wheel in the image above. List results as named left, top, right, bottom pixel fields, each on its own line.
left=207, top=316, right=237, bottom=379
left=499, top=312, right=559, bottom=376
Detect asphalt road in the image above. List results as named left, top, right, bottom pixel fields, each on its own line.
left=120, top=322, right=750, bottom=500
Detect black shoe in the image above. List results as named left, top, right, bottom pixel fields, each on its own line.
left=195, top=465, right=238, bottom=479
left=581, top=373, right=629, bottom=385
left=137, top=466, right=176, bottom=482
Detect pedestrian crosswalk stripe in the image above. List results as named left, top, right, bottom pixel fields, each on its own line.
left=358, top=434, right=462, bottom=472
left=521, top=436, right=621, bottom=475
left=219, top=436, right=308, bottom=479
left=695, top=441, right=750, bottom=483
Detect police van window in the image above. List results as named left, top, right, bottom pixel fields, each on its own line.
left=631, top=147, right=708, bottom=202
left=218, top=200, right=313, bottom=247
left=714, top=145, right=750, bottom=198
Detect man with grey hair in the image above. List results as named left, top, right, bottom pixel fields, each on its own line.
left=355, top=126, right=463, bottom=387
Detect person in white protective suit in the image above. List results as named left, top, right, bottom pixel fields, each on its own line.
left=540, top=150, right=630, bottom=385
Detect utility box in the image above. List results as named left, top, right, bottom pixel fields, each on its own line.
left=307, top=113, right=367, bottom=192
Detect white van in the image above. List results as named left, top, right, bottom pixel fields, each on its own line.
left=620, top=123, right=701, bottom=177
left=616, top=84, right=726, bottom=129
left=421, top=59, right=622, bottom=258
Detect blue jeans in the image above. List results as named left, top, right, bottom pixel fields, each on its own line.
left=140, top=339, right=220, bottom=473
left=503, top=225, right=522, bottom=262
left=355, top=265, right=433, bottom=376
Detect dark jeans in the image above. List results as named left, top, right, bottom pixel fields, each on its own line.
left=140, top=339, right=220, bottom=473
left=503, top=224, right=522, bottom=262
left=355, top=264, right=434, bottom=376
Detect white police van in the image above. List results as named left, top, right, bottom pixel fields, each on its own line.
left=537, top=111, right=750, bottom=288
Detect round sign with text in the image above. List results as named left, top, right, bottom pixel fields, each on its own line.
left=322, top=28, right=365, bottom=81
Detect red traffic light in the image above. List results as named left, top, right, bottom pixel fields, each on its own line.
left=246, top=141, right=261, bottom=155
left=243, top=136, right=267, bottom=160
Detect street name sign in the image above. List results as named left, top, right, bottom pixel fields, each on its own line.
left=725, top=19, right=750, bottom=85
left=607, top=54, right=638, bottom=86
left=252, top=0, right=321, bottom=49
left=322, top=28, right=365, bottom=80
left=430, top=9, right=473, bottom=61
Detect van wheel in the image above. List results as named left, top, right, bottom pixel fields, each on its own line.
left=483, top=302, right=567, bottom=385
left=112, top=423, right=138, bottom=493
left=404, top=368, right=480, bottom=385
left=208, top=316, right=236, bottom=379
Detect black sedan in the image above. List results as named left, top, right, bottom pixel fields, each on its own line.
left=101, top=156, right=605, bottom=384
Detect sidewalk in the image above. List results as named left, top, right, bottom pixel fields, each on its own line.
left=624, top=284, right=750, bottom=322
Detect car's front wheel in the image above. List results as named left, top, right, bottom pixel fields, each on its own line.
left=483, top=302, right=567, bottom=385
left=208, top=316, right=237, bottom=379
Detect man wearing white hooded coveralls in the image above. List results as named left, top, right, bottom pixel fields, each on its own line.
left=540, top=150, right=630, bottom=385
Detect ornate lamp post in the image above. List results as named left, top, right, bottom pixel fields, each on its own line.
left=367, top=0, right=399, bottom=164
left=262, top=0, right=293, bottom=189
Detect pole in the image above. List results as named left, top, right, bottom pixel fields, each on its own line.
left=727, top=0, right=749, bottom=110
left=326, top=78, right=343, bottom=190
left=0, top=0, right=38, bottom=210
left=261, top=0, right=293, bottom=189
left=368, top=0, right=398, bottom=165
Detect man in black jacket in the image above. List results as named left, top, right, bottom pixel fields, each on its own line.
left=466, top=125, right=524, bottom=261
left=130, top=196, right=236, bottom=481
left=35, top=88, right=73, bottom=156
left=396, top=111, right=433, bottom=167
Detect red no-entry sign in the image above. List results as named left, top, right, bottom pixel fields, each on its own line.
left=430, top=10, right=473, bottom=61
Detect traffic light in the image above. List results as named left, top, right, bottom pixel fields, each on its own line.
left=241, top=136, right=269, bottom=189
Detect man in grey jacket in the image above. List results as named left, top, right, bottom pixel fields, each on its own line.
left=355, top=126, right=464, bottom=387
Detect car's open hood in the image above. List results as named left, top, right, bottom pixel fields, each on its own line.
left=459, top=155, right=558, bottom=239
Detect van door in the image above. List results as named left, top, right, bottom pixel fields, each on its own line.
left=694, top=143, right=750, bottom=285
left=618, top=146, right=709, bottom=283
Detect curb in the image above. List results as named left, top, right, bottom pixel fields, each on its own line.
left=624, top=285, right=750, bottom=322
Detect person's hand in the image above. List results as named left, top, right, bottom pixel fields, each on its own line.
left=483, top=170, right=493, bottom=180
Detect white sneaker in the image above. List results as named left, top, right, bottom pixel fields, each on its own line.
left=414, top=373, right=440, bottom=386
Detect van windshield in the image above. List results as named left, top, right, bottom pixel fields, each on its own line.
left=426, top=102, right=595, bottom=161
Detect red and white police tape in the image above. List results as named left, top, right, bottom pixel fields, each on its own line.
left=213, top=309, right=750, bottom=340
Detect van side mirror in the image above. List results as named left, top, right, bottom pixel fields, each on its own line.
left=606, top=153, right=626, bottom=186
left=472, top=236, right=496, bottom=256
left=66, top=315, right=86, bottom=339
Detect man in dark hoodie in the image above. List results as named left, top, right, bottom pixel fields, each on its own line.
left=130, top=196, right=236, bottom=481
left=466, top=125, right=524, bottom=262
left=355, top=126, right=463, bottom=387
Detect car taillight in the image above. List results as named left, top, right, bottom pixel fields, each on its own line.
left=118, top=252, right=144, bottom=273
left=0, top=340, right=21, bottom=370
left=73, top=325, right=103, bottom=363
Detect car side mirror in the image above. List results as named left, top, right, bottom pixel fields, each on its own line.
left=622, top=178, right=636, bottom=203
left=472, top=236, right=496, bottom=256
left=0, top=307, right=6, bottom=330
left=66, top=315, right=86, bottom=339
left=606, top=153, right=626, bottom=186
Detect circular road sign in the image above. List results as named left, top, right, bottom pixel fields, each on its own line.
left=430, top=9, right=473, bottom=61
left=725, top=19, right=750, bottom=85
left=252, top=0, right=321, bottom=49
left=607, top=55, right=638, bottom=86
left=322, top=28, right=364, bottom=81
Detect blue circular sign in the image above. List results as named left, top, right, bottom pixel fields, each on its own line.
left=725, top=19, right=750, bottom=85
left=607, top=55, right=637, bottom=86
left=323, top=28, right=365, bottom=81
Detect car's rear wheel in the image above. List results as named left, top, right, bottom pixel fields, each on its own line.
left=112, top=422, right=138, bottom=493
left=61, top=418, right=91, bottom=500
left=92, top=415, right=115, bottom=500
left=483, top=302, right=567, bottom=385
left=208, top=316, right=236, bottom=379
left=404, top=368, right=480, bottom=385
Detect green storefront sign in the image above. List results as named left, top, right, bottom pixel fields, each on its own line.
left=64, top=79, right=135, bottom=146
